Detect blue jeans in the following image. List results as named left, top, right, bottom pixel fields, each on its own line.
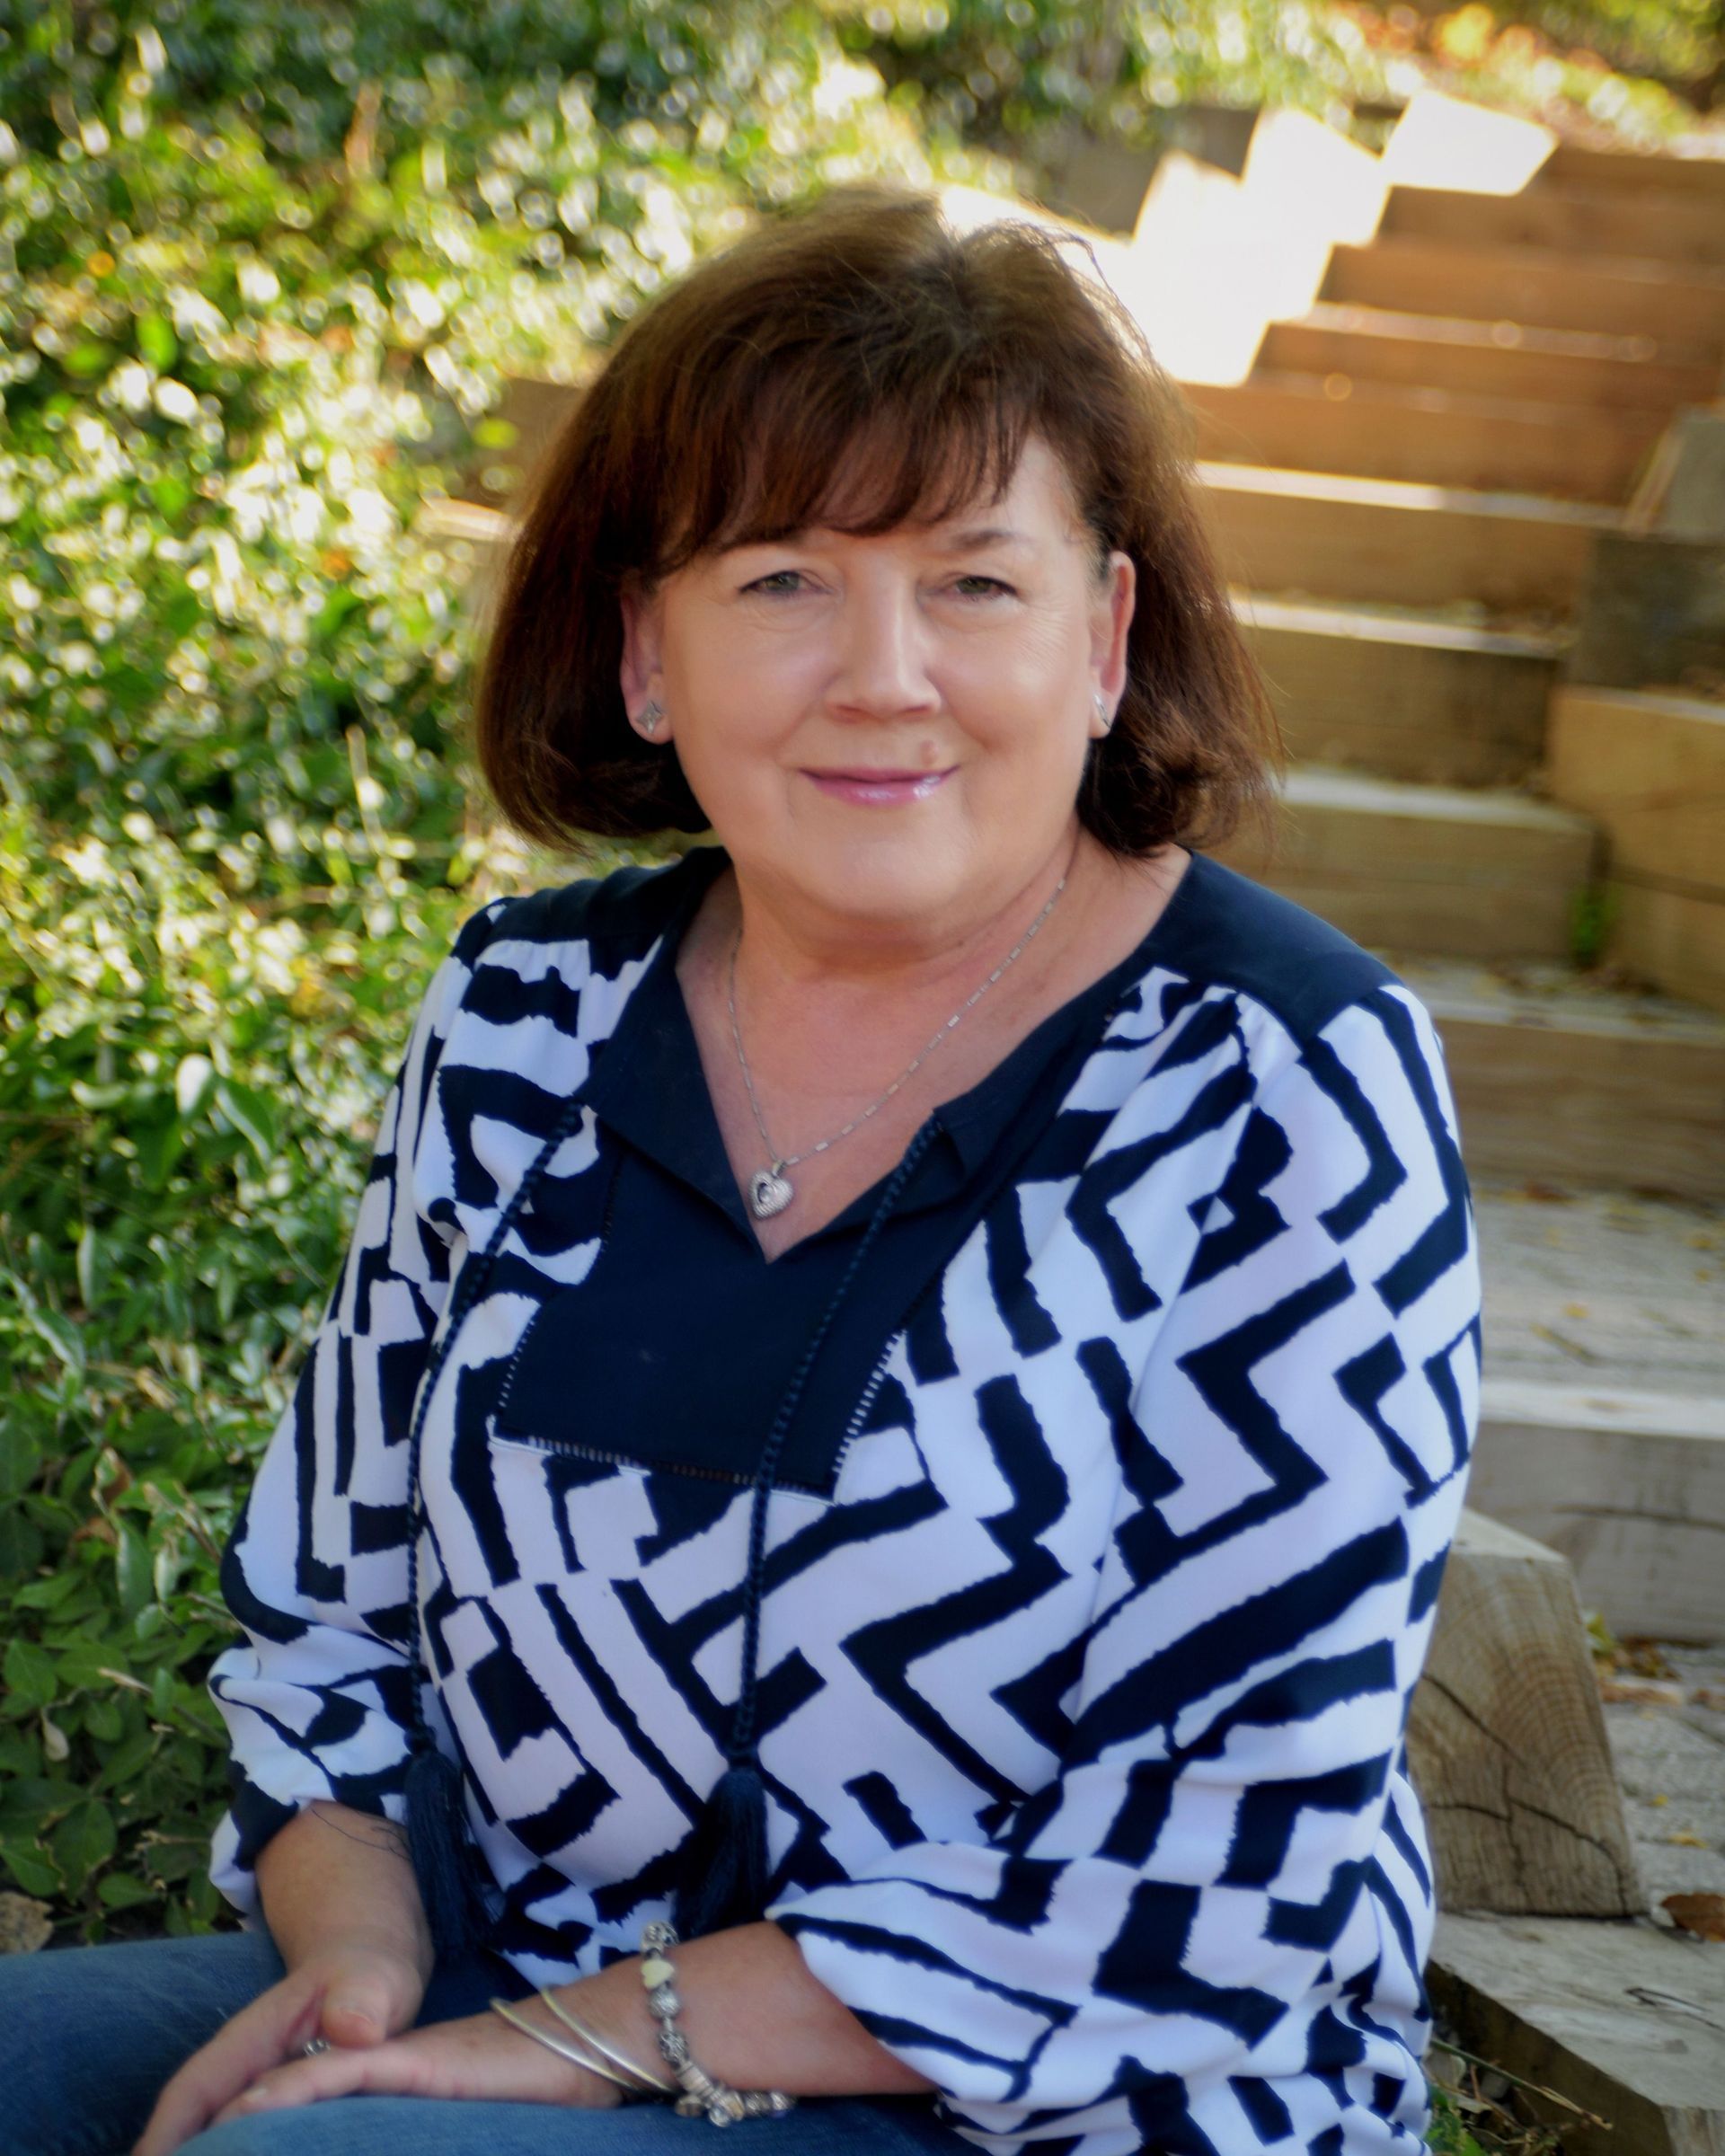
left=0, top=1931, right=970, bottom=2156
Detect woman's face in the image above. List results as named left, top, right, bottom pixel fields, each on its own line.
left=620, top=435, right=1136, bottom=948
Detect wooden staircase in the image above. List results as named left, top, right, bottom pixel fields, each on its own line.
left=1197, top=137, right=1725, bottom=1643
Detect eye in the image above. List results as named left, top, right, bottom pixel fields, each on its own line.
left=741, top=569, right=810, bottom=596
left=950, top=575, right=1015, bottom=600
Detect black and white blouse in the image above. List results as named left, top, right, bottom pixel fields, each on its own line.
left=209, top=846, right=1481, bottom=2156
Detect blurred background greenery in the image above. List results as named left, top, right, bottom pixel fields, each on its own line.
left=3, top=0, right=1721, bottom=1947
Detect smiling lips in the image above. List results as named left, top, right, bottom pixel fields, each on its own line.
left=802, top=767, right=955, bottom=807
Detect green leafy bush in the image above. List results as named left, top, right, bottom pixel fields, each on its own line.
left=0, top=0, right=972, bottom=1939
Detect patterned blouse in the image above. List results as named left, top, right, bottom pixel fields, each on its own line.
left=209, top=845, right=1481, bottom=2156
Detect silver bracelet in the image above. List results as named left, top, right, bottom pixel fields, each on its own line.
left=539, top=1988, right=677, bottom=2096
left=640, top=1919, right=797, bottom=2126
left=489, top=1995, right=653, bottom=2102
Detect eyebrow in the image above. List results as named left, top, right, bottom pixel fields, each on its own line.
left=925, top=525, right=1033, bottom=552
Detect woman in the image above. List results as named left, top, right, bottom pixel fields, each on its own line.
left=4, top=188, right=1479, bottom=2156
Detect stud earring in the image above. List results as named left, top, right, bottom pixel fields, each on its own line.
left=634, top=699, right=666, bottom=739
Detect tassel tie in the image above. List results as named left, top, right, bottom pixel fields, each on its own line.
left=404, top=1738, right=492, bottom=1961
left=674, top=1127, right=935, bottom=1940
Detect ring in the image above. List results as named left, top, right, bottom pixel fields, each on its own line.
left=302, top=2037, right=332, bottom=2058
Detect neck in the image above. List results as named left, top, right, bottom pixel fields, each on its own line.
left=723, top=826, right=1092, bottom=1010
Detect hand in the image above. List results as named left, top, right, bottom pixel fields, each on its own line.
left=202, top=2004, right=626, bottom=2127
left=133, top=1939, right=427, bottom=2156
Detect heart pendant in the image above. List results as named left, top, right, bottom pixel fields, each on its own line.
left=748, top=1168, right=794, bottom=1220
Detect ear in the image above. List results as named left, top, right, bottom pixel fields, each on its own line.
left=618, top=575, right=671, bottom=738
left=1087, top=551, right=1137, bottom=737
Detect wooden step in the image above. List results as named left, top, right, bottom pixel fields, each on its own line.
left=1222, top=767, right=1597, bottom=959
left=1430, top=1912, right=1725, bottom=2156
left=1549, top=685, right=1725, bottom=904
left=1263, top=303, right=1716, bottom=411
left=1386, top=181, right=1725, bottom=270
left=1549, top=685, right=1725, bottom=1016
left=1323, top=235, right=1725, bottom=348
left=1238, top=594, right=1560, bottom=785
left=1542, top=141, right=1725, bottom=199
left=1199, top=463, right=1611, bottom=617
left=1468, top=1177, right=1725, bottom=1639
left=1474, top=1178, right=1725, bottom=1401
left=1394, top=953, right=1725, bottom=1204
left=1190, top=374, right=1664, bottom=503
left=1471, top=1381, right=1725, bottom=1642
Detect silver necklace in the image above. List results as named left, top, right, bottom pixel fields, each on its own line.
left=727, top=862, right=1073, bottom=1221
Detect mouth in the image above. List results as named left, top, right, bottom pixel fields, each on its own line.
left=801, top=767, right=956, bottom=807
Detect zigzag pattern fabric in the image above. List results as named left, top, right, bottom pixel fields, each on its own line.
left=210, top=853, right=1481, bottom=2156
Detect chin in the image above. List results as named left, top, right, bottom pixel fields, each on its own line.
left=783, top=835, right=969, bottom=932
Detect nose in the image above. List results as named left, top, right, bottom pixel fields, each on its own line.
left=823, top=571, right=942, bottom=722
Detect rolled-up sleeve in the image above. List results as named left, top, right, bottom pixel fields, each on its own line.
left=208, top=904, right=503, bottom=1911
left=768, top=988, right=1481, bottom=2152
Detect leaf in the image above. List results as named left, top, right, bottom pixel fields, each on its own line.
left=217, top=1080, right=279, bottom=1165
left=149, top=473, right=191, bottom=520
left=0, top=1507, right=45, bottom=1583
left=1663, top=1892, right=1725, bottom=1941
left=97, top=1873, right=160, bottom=1911
left=64, top=340, right=116, bottom=378
left=0, top=1418, right=35, bottom=1499
left=75, top=1225, right=102, bottom=1311
left=3, top=1639, right=58, bottom=1712
left=115, top=1524, right=153, bottom=1621
left=49, top=1637, right=118, bottom=1689
left=174, top=1054, right=216, bottom=1119
left=51, top=1800, right=117, bottom=1895
left=84, top=1697, right=123, bottom=1744
left=0, top=1843, right=60, bottom=1898
left=134, top=1115, right=185, bottom=1188
left=22, top=1304, right=84, bottom=1374
left=137, top=313, right=177, bottom=371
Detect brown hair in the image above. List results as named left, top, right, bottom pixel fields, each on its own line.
left=475, top=186, right=1278, bottom=855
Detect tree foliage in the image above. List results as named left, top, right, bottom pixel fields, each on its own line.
left=0, top=0, right=966, bottom=1937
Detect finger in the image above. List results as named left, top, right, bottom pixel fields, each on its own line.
left=209, top=2043, right=421, bottom=2126
left=318, top=1966, right=408, bottom=2047
left=133, top=1988, right=322, bottom=2156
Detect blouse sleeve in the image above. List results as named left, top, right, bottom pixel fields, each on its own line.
left=206, top=901, right=506, bottom=1913
left=766, top=987, right=1481, bottom=2152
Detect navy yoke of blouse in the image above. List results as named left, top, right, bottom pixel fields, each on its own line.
left=504, top=844, right=1182, bottom=1499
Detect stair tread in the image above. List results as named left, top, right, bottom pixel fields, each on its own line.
left=1480, top=1374, right=1725, bottom=1442
left=1238, top=589, right=1567, bottom=659
left=1197, top=458, right=1620, bottom=526
left=1296, top=299, right=1679, bottom=365
left=1469, top=1179, right=1725, bottom=1403
left=1561, top=682, right=1725, bottom=729
left=1342, top=232, right=1725, bottom=296
left=1282, top=764, right=1594, bottom=831
left=1232, top=368, right=1670, bottom=429
left=1392, top=951, right=1725, bottom=1046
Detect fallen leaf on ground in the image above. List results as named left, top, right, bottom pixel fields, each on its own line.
left=1598, top=1677, right=1685, bottom=1705
left=1662, top=1893, right=1725, bottom=1940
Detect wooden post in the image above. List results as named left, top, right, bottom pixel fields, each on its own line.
left=1409, top=1510, right=1642, bottom=1918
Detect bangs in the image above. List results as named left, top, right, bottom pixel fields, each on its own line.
left=646, top=314, right=1056, bottom=575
